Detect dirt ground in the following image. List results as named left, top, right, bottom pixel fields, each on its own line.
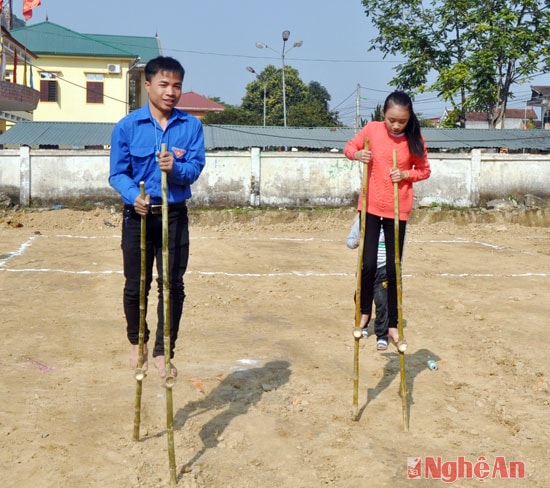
left=0, top=205, right=548, bottom=487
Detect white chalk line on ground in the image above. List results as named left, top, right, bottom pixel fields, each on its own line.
left=192, top=271, right=548, bottom=278
left=38, top=233, right=548, bottom=259
left=58, top=234, right=542, bottom=258
left=1, top=268, right=547, bottom=278
left=0, top=234, right=119, bottom=267
left=0, top=234, right=547, bottom=278
left=1, top=268, right=122, bottom=275
left=413, top=238, right=502, bottom=249
left=0, top=236, right=38, bottom=267
left=3, top=232, right=535, bottom=249
left=54, top=234, right=120, bottom=239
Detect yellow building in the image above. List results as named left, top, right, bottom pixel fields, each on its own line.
left=8, top=21, right=161, bottom=123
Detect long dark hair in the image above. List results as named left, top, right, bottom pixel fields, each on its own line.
left=383, top=91, right=424, bottom=158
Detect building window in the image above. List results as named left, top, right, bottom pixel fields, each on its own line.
left=86, top=73, right=104, bottom=104
left=39, top=72, right=58, bottom=102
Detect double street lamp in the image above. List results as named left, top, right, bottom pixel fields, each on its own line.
left=256, top=30, right=303, bottom=127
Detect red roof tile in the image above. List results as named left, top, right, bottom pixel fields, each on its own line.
left=176, top=91, right=224, bottom=112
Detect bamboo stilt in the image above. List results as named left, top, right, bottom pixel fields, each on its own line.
left=160, top=143, right=177, bottom=485
left=352, top=138, right=369, bottom=419
left=133, top=181, right=147, bottom=442
left=392, top=149, right=409, bottom=432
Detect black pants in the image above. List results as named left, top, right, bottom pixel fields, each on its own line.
left=361, top=214, right=406, bottom=329
left=121, top=205, right=189, bottom=358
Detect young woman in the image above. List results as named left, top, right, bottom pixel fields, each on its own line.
left=344, top=91, right=431, bottom=346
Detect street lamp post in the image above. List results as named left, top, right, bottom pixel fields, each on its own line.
left=246, top=66, right=267, bottom=127
left=256, top=30, right=303, bottom=127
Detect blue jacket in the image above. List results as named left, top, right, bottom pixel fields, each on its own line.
left=109, top=104, right=206, bottom=205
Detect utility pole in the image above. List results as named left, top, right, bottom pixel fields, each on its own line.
left=354, top=84, right=361, bottom=129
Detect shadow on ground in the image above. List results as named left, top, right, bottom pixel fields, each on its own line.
left=355, top=348, right=441, bottom=422
left=174, top=360, right=291, bottom=478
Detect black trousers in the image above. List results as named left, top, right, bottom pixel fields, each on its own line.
left=121, top=205, right=189, bottom=358
left=361, top=213, right=406, bottom=329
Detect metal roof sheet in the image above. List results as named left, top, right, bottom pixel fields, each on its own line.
left=202, top=126, right=550, bottom=151
left=10, top=21, right=159, bottom=59
left=89, top=33, right=161, bottom=62
left=423, top=128, right=550, bottom=151
left=1, top=122, right=550, bottom=151
left=202, top=125, right=354, bottom=150
left=0, top=121, right=115, bottom=148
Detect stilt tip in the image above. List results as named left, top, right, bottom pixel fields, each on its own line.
left=163, top=375, right=176, bottom=389
left=134, top=368, right=146, bottom=381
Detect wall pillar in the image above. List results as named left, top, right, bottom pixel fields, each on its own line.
left=470, top=149, right=481, bottom=207
left=250, top=147, right=261, bottom=206
left=19, top=145, right=30, bottom=207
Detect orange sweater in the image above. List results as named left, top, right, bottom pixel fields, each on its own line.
left=344, top=121, right=431, bottom=220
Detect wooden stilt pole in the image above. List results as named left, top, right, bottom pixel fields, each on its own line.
left=160, top=143, right=177, bottom=485
left=392, top=149, right=409, bottom=432
left=133, top=181, right=147, bottom=441
left=352, top=138, right=369, bottom=419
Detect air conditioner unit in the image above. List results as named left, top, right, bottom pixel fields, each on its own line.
left=107, top=64, right=121, bottom=74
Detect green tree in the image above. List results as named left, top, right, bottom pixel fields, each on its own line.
left=242, top=65, right=285, bottom=126
left=300, top=81, right=341, bottom=126
left=202, top=104, right=259, bottom=125
left=440, top=109, right=462, bottom=128
left=370, top=103, right=383, bottom=121
left=242, top=65, right=342, bottom=127
left=419, top=115, right=436, bottom=128
left=361, top=0, right=550, bottom=128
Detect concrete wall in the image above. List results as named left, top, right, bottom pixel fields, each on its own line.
left=0, top=147, right=549, bottom=208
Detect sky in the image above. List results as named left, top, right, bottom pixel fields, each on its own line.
left=11, top=0, right=550, bottom=126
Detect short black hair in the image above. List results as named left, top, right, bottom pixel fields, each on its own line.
left=144, top=56, right=185, bottom=82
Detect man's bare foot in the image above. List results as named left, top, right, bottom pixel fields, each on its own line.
left=360, top=314, right=370, bottom=329
left=153, top=355, right=177, bottom=379
left=130, top=344, right=148, bottom=371
left=387, top=327, right=400, bottom=344
left=388, top=328, right=407, bottom=351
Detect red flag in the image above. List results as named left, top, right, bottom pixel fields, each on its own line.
left=23, top=0, right=41, bottom=20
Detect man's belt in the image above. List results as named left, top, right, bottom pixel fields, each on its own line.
left=149, top=202, right=186, bottom=214
left=124, top=202, right=187, bottom=215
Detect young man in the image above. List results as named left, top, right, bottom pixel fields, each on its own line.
left=109, top=56, right=206, bottom=378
